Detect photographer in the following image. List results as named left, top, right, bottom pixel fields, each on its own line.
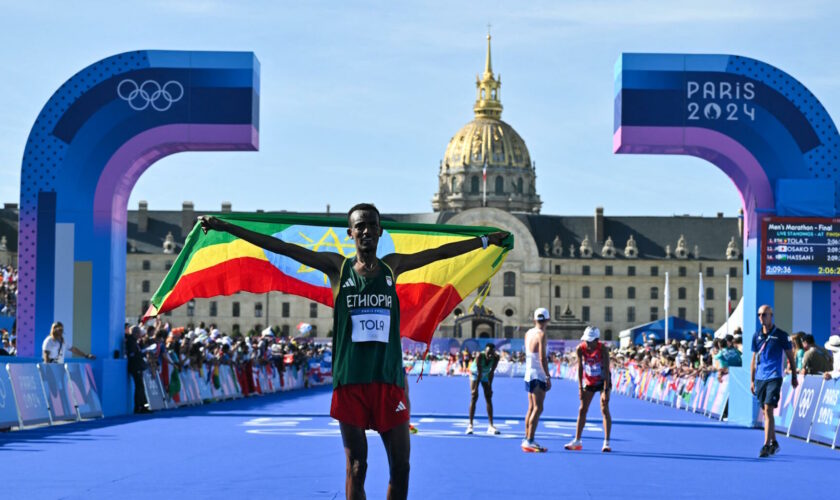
left=42, top=321, right=95, bottom=363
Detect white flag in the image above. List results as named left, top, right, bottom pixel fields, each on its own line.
left=664, top=272, right=670, bottom=311
left=698, top=272, right=705, bottom=312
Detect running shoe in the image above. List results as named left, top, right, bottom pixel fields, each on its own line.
left=409, top=424, right=418, bottom=435
left=759, top=444, right=770, bottom=458
left=769, top=440, right=780, bottom=455
left=602, top=441, right=611, bottom=453
left=521, top=440, right=547, bottom=453
left=564, top=439, right=583, bottom=451
left=486, top=425, right=500, bottom=435
left=465, top=424, right=474, bottom=435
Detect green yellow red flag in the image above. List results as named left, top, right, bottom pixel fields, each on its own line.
left=144, top=213, right=513, bottom=344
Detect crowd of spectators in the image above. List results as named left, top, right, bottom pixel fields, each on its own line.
left=0, top=265, right=17, bottom=317
left=124, top=318, right=331, bottom=412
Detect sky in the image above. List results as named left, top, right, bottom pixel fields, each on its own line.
left=1, top=0, right=838, bottom=217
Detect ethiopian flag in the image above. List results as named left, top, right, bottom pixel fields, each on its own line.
left=144, top=213, right=513, bottom=345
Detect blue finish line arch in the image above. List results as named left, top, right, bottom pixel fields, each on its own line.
left=18, top=51, right=259, bottom=414
left=613, top=53, right=840, bottom=425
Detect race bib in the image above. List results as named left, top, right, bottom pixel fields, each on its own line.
left=351, top=308, right=391, bottom=343
left=584, top=362, right=602, bottom=377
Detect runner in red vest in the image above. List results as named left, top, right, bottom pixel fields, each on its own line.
left=565, top=326, right=612, bottom=452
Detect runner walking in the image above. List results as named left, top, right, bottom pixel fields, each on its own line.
left=565, top=326, right=612, bottom=452
left=522, top=308, right=551, bottom=452
left=466, top=343, right=501, bottom=435
left=201, top=204, right=508, bottom=499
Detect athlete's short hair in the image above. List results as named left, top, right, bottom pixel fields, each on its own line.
left=347, top=203, right=380, bottom=225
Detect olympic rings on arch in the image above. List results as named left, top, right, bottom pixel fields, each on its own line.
left=117, top=79, right=184, bottom=112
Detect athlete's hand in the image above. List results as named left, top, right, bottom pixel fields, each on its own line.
left=198, top=215, right=224, bottom=235
left=487, top=231, right=510, bottom=247
left=750, top=380, right=755, bottom=395
left=545, top=378, right=551, bottom=391
left=791, top=375, right=798, bottom=388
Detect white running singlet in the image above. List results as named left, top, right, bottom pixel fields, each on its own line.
left=523, top=327, right=546, bottom=383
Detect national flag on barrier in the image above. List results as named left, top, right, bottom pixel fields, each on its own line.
left=143, top=213, right=513, bottom=345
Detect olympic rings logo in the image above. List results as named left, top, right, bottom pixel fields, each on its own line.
left=117, top=79, right=184, bottom=112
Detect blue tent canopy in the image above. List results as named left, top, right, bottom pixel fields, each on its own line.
left=619, top=316, right=714, bottom=345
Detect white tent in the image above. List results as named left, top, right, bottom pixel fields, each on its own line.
left=714, top=297, right=743, bottom=339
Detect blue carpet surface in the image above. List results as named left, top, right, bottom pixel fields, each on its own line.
left=2, top=377, right=838, bottom=499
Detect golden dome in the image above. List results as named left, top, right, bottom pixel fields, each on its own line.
left=443, top=118, right=531, bottom=170
left=442, top=34, right=532, bottom=171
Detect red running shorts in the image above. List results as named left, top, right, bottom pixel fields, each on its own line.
left=330, top=382, right=410, bottom=433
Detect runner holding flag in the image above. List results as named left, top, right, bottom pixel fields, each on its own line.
left=199, top=204, right=509, bottom=500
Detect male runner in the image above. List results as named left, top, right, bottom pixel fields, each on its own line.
left=201, top=205, right=507, bottom=499
left=565, top=326, right=612, bottom=452
left=751, top=304, right=797, bottom=458
left=466, top=343, right=501, bottom=435
left=522, top=308, right=551, bottom=452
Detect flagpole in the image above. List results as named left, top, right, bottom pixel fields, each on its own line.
left=725, top=274, right=730, bottom=336
left=482, top=159, right=487, bottom=207
left=664, top=272, right=669, bottom=344
left=698, top=272, right=704, bottom=340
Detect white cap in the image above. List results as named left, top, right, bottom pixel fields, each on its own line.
left=581, top=326, right=600, bottom=342
left=533, top=307, right=550, bottom=321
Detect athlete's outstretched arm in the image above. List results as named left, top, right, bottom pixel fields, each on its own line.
left=385, top=231, right=509, bottom=278
left=199, top=216, right=343, bottom=280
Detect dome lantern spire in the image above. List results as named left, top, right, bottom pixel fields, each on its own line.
left=474, top=32, right=503, bottom=119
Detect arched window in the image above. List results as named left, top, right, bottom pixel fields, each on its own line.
left=471, top=175, right=479, bottom=194
left=627, top=286, right=636, bottom=299
left=495, top=175, right=504, bottom=194
left=650, top=287, right=659, bottom=299
left=678, top=287, right=687, bottom=300
left=582, top=286, right=590, bottom=299
left=516, top=177, right=523, bottom=193
left=503, top=272, right=516, bottom=296
left=554, top=286, right=561, bottom=298
left=605, top=286, right=613, bottom=299
left=451, top=177, right=457, bottom=192
left=706, top=287, right=715, bottom=300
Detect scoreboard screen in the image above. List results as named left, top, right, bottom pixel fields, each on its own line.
left=762, top=217, right=840, bottom=280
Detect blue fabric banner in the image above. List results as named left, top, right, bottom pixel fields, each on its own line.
left=0, top=366, right=20, bottom=428
left=774, top=376, right=796, bottom=433
left=808, top=377, right=840, bottom=447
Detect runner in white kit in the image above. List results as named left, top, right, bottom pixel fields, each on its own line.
left=522, top=308, right=551, bottom=452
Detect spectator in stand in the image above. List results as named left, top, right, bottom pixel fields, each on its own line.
left=790, top=333, right=805, bottom=372
left=0, top=331, right=10, bottom=356
left=42, top=321, right=95, bottom=363
left=801, top=334, right=833, bottom=375
left=823, top=335, right=840, bottom=380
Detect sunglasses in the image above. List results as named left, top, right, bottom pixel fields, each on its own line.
left=758, top=312, right=772, bottom=317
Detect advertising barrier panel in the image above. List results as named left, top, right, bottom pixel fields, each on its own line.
left=787, top=376, right=822, bottom=439
left=39, top=363, right=77, bottom=421
left=807, top=378, right=840, bottom=447
left=0, top=366, right=20, bottom=428
left=772, top=376, right=796, bottom=433
left=8, top=363, right=51, bottom=426
left=66, top=363, right=103, bottom=419
left=142, top=368, right=167, bottom=411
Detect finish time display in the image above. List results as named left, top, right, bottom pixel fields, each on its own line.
left=762, top=217, right=840, bottom=281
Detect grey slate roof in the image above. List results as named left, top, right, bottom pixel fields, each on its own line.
left=0, top=206, right=742, bottom=260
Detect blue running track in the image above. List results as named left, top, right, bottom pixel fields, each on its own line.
left=2, top=377, right=838, bottom=499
